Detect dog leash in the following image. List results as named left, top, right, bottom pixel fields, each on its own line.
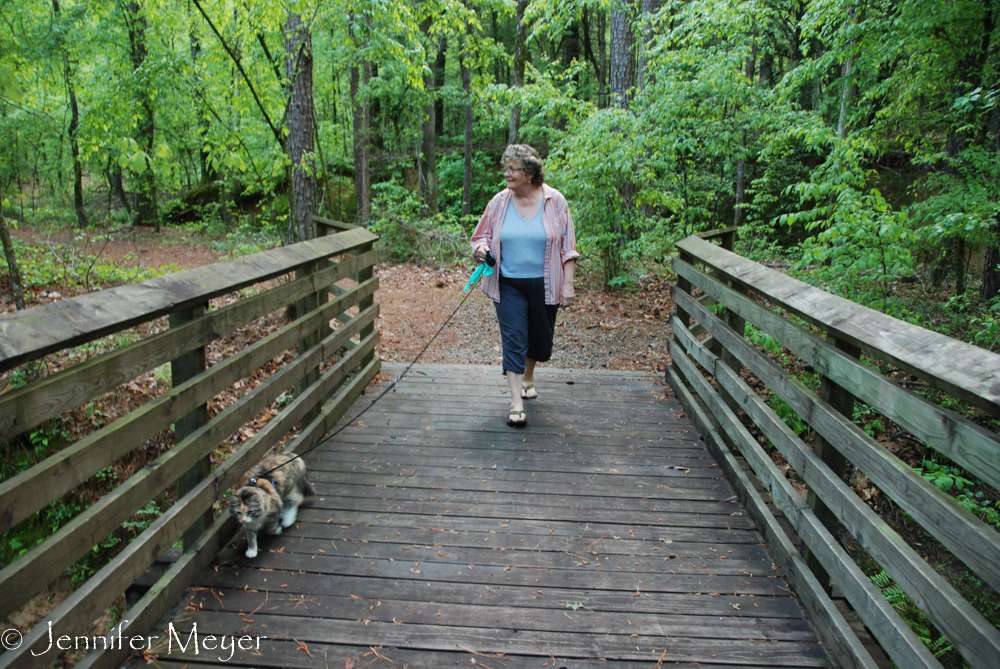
left=250, top=255, right=495, bottom=485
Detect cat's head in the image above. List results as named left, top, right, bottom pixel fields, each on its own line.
left=228, top=487, right=266, bottom=524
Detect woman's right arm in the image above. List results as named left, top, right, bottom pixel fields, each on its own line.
left=471, top=194, right=500, bottom=259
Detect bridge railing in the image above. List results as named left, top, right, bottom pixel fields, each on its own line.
left=0, top=222, right=380, bottom=669
left=668, top=228, right=1000, bottom=669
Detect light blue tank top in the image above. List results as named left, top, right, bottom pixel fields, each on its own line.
left=499, top=198, right=546, bottom=278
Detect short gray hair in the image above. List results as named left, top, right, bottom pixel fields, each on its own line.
left=502, top=144, right=544, bottom=186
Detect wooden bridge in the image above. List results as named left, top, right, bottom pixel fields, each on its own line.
left=0, top=222, right=998, bottom=668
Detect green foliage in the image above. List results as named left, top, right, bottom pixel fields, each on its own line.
left=368, top=182, right=469, bottom=265
left=768, top=394, right=808, bottom=436
left=869, top=570, right=954, bottom=659
left=917, top=458, right=974, bottom=493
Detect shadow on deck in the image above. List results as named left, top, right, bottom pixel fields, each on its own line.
left=138, top=363, right=830, bottom=669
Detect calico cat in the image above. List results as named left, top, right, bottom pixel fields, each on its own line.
left=229, top=453, right=317, bottom=558
left=228, top=478, right=283, bottom=559
left=249, top=453, right=316, bottom=528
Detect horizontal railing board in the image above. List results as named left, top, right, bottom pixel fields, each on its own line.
left=666, top=362, right=869, bottom=669
left=671, top=323, right=944, bottom=669
left=0, top=227, right=377, bottom=372
left=0, top=248, right=378, bottom=443
left=675, top=235, right=1000, bottom=417
left=0, top=277, right=378, bottom=533
left=674, top=258, right=1000, bottom=493
left=0, top=331, right=379, bottom=669
left=0, top=306, right=378, bottom=621
left=74, top=513, right=238, bottom=669
left=674, top=287, right=1000, bottom=596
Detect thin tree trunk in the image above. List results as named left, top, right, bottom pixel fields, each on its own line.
left=610, top=6, right=635, bottom=108
left=508, top=0, right=530, bottom=143
left=53, top=0, right=88, bottom=228
left=637, top=0, right=660, bottom=90
left=419, top=19, right=439, bottom=215
left=0, top=206, right=24, bottom=310
left=837, top=7, right=860, bottom=139
left=349, top=12, right=372, bottom=225
left=189, top=10, right=210, bottom=182
left=126, top=1, right=158, bottom=230
left=285, top=11, right=317, bottom=242
left=461, top=29, right=474, bottom=218
left=434, top=37, right=447, bottom=136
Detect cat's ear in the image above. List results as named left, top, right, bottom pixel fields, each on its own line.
left=228, top=495, right=240, bottom=506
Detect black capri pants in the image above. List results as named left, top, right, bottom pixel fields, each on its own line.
left=494, top=276, right=559, bottom=374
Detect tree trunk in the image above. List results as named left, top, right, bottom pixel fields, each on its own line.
left=610, top=6, right=635, bottom=108
left=189, top=10, right=210, bottom=182
left=0, top=206, right=24, bottom=310
left=434, top=37, right=447, bottom=136
left=837, top=7, right=860, bottom=139
left=349, top=12, right=372, bottom=225
left=126, top=1, right=158, bottom=230
left=53, top=0, right=88, bottom=228
left=419, top=19, right=438, bottom=215
left=461, top=29, right=474, bottom=219
left=285, top=11, right=317, bottom=242
left=582, top=8, right=608, bottom=108
left=508, top=0, right=530, bottom=143
left=637, top=0, right=660, bottom=90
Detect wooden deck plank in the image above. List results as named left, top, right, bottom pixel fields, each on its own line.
left=132, top=364, right=831, bottom=668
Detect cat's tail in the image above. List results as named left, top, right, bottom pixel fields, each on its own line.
left=301, top=476, right=317, bottom=497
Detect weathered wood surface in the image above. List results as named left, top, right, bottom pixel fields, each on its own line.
left=673, top=287, right=1000, bottom=599
left=128, top=364, right=832, bottom=669
left=0, top=335, right=381, bottom=669
left=0, top=280, right=378, bottom=534
left=671, top=321, right=942, bottom=669
left=674, top=257, right=1000, bottom=493
left=676, top=235, right=1000, bottom=417
left=0, top=248, right=378, bottom=443
left=0, top=227, right=377, bottom=372
left=668, top=357, right=878, bottom=669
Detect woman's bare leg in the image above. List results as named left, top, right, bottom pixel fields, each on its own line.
left=521, top=358, right=538, bottom=399
left=506, top=370, right=525, bottom=422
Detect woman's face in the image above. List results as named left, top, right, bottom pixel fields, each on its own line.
left=504, top=161, right=531, bottom=190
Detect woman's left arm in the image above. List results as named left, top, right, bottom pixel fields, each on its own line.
left=562, top=258, right=577, bottom=307
left=558, top=195, right=580, bottom=306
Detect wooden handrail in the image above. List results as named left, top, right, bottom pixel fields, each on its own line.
left=675, top=234, right=1000, bottom=417
left=0, top=227, right=377, bottom=373
left=0, top=229, right=381, bottom=668
left=668, top=228, right=1000, bottom=669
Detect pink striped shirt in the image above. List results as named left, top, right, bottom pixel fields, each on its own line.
left=471, top=184, right=580, bottom=305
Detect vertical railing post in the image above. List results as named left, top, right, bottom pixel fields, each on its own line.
left=357, top=241, right=376, bottom=367
left=295, top=260, right=323, bottom=426
left=170, top=303, right=211, bottom=549
left=705, top=231, right=744, bottom=422
left=675, top=250, right=694, bottom=333
left=802, top=336, right=860, bottom=592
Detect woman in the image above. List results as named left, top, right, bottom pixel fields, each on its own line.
left=471, top=144, right=579, bottom=426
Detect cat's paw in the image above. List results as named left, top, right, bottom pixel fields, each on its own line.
left=245, top=547, right=258, bottom=559
left=281, top=508, right=298, bottom=528
left=273, top=526, right=283, bottom=535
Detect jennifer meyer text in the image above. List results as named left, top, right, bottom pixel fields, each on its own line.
left=27, top=620, right=266, bottom=661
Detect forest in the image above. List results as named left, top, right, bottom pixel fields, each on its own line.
left=0, top=0, right=996, bottom=329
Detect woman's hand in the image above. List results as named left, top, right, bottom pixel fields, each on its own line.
left=473, top=243, right=490, bottom=264
left=561, top=282, right=576, bottom=307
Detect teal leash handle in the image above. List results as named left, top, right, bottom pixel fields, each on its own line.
left=463, top=262, right=494, bottom=292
